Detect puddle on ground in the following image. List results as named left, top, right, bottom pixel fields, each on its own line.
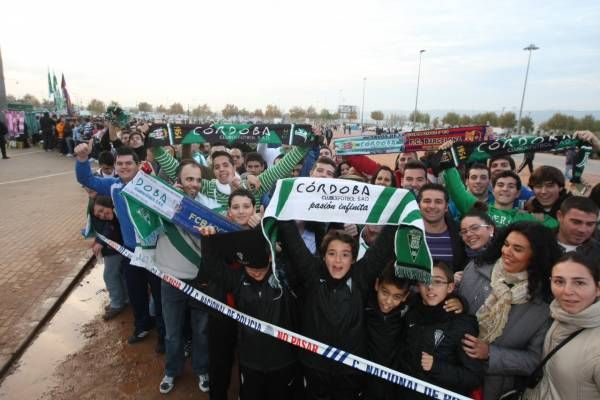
left=0, top=261, right=232, bottom=400
left=0, top=262, right=106, bottom=399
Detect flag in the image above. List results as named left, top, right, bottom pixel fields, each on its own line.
left=52, top=72, right=58, bottom=95
left=51, top=71, right=62, bottom=112
left=61, top=74, right=73, bottom=115
left=47, top=70, right=53, bottom=98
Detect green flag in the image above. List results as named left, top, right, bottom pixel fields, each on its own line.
left=52, top=72, right=58, bottom=95
left=47, top=70, right=53, bottom=98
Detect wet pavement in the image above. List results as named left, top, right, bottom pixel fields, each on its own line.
left=0, top=260, right=230, bottom=399
left=0, top=148, right=91, bottom=377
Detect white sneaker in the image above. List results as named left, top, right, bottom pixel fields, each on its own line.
left=159, top=375, right=175, bottom=394
left=198, top=374, right=209, bottom=393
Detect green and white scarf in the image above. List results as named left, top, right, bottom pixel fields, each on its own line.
left=121, top=171, right=239, bottom=268
left=262, top=178, right=433, bottom=282
left=81, top=198, right=96, bottom=239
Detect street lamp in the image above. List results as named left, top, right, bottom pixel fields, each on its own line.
left=413, top=49, right=426, bottom=131
left=360, top=77, right=367, bottom=131
left=516, top=44, right=539, bottom=135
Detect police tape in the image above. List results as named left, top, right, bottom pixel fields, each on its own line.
left=95, top=233, right=472, bottom=400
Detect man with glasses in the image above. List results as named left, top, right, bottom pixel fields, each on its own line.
left=397, top=262, right=484, bottom=398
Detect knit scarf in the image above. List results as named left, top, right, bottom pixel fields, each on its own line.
left=120, top=171, right=242, bottom=267
left=147, top=123, right=314, bottom=147
left=333, top=126, right=487, bottom=155
left=262, top=177, right=433, bottom=282
left=476, top=259, right=530, bottom=342
left=545, top=299, right=600, bottom=353
left=524, top=300, right=600, bottom=400
left=449, top=135, right=592, bottom=182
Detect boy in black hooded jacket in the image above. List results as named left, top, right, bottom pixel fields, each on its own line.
left=364, top=264, right=411, bottom=400
left=278, top=221, right=397, bottom=400
left=397, top=262, right=484, bottom=399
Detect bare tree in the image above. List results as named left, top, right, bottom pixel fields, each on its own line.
left=87, top=99, right=106, bottom=114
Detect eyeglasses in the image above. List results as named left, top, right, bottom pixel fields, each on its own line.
left=459, top=224, right=490, bottom=236
left=426, top=279, right=449, bottom=288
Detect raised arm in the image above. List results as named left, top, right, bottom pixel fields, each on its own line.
left=74, top=143, right=117, bottom=196
left=299, top=146, right=319, bottom=177
left=199, top=234, right=243, bottom=292
left=354, top=224, right=397, bottom=286
left=277, top=220, right=320, bottom=284
left=345, top=155, right=380, bottom=176
left=152, top=146, right=180, bottom=181
left=256, top=146, right=309, bottom=196
left=442, top=167, right=477, bottom=215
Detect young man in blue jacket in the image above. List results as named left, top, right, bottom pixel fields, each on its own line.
left=74, top=142, right=165, bottom=352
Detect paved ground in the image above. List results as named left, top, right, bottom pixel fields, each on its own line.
left=0, top=147, right=92, bottom=376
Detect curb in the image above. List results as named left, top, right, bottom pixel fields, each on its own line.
left=0, top=254, right=96, bottom=382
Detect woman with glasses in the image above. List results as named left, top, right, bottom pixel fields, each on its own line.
left=455, top=208, right=496, bottom=283
left=524, top=252, right=600, bottom=400
left=456, top=221, right=562, bottom=399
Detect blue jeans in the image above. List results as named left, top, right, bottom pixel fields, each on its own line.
left=161, top=280, right=209, bottom=377
left=122, top=257, right=165, bottom=337
left=65, top=137, right=75, bottom=155
left=103, top=254, right=128, bottom=309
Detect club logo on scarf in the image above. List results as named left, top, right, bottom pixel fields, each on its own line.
left=576, top=146, right=592, bottom=168
left=294, top=128, right=308, bottom=141
left=434, top=329, right=445, bottom=348
left=149, top=127, right=167, bottom=140
left=268, top=274, right=281, bottom=290
left=407, top=229, right=423, bottom=262
left=236, top=252, right=245, bottom=264
left=137, top=207, right=153, bottom=225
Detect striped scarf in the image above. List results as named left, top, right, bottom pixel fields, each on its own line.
left=262, top=177, right=433, bottom=282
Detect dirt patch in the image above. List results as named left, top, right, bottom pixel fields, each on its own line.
left=1, top=263, right=238, bottom=400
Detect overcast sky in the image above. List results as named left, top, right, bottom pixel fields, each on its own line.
left=1, top=0, right=599, bottom=113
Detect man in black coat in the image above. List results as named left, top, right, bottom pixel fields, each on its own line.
left=40, top=112, right=55, bottom=151
left=0, top=118, right=8, bottom=159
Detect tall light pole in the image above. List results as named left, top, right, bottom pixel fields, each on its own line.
left=360, top=77, right=366, bottom=131
left=516, top=44, right=539, bottom=135
left=413, top=49, right=426, bottom=131
left=0, top=46, right=7, bottom=121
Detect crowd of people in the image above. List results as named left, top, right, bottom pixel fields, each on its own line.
left=70, top=110, right=600, bottom=400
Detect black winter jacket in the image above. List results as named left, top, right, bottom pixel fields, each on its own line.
left=364, top=294, right=408, bottom=400
left=201, top=238, right=297, bottom=372
left=445, top=213, right=468, bottom=272
left=278, top=221, right=397, bottom=375
left=91, top=213, right=122, bottom=257
left=397, top=298, right=484, bottom=399
left=526, top=189, right=571, bottom=219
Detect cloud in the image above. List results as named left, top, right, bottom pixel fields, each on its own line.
left=1, top=0, right=598, bottom=111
